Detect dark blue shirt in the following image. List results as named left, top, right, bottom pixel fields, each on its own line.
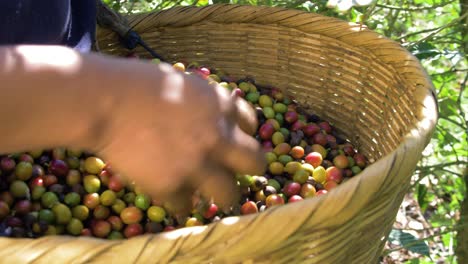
left=0, top=0, right=96, bottom=53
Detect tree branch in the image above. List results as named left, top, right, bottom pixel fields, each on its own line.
left=456, top=73, right=468, bottom=134
left=439, top=116, right=466, bottom=130
left=398, top=26, right=448, bottom=41
left=376, top=0, right=457, bottom=12
left=384, top=222, right=468, bottom=256
left=456, top=166, right=468, bottom=263
left=416, top=161, right=468, bottom=171
left=407, top=12, right=468, bottom=48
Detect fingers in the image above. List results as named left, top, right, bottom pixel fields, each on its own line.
left=233, top=94, right=258, bottom=136
left=162, top=183, right=195, bottom=220
left=190, top=163, right=240, bottom=210
left=161, top=161, right=241, bottom=218
left=210, top=125, right=267, bottom=176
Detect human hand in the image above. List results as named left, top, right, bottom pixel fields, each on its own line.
left=92, top=62, right=266, bottom=215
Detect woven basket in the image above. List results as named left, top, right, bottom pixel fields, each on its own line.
left=0, top=4, right=438, bottom=264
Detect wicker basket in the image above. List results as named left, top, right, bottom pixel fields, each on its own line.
left=0, top=4, right=438, bottom=264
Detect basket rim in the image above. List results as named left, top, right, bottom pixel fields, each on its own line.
left=0, top=5, right=439, bottom=263
left=99, top=0, right=438, bottom=248
left=121, top=4, right=437, bottom=96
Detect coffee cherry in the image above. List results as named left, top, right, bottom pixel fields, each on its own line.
left=240, top=201, right=258, bottom=215
left=318, top=121, right=332, bottom=134
left=0, top=156, right=16, bottom=172
left=250, top=176, right=268, bottom=192
left=108, top=216, right=124, bottom=231
left=108, top=230, right=124, bottom=240
left=14, top=199, right=32, bottom=215
left=312, top=166, right=327, bottom=184
left=108, top=176, right=124, bottom=192
left=100, top=190, right=117, bottom=206
left=10, top=180, right=29, bottom=198
left=278, top=155, right=293, bottom=165
left=185, top=217, right=203, bottom=227
left=313, top=133, right=328, bottom=146
left=246, top=92, right=260, bottom=103
left=38, top=209, right=55, bottom=224
left=283, top=182, right=301, bottom=197
left=120, top=207, right=143, bottom=225
left=259, top=123, right=275, bottom=140
left=263, top=106, right=276, bottom=120
left=273, top=103, right=287, bottom=114
left=112, top=199, right=126, bottom=214
left=284, top=111, right=298, bottom=124
left=70, top=206, right=88, bottom=222
left=273, top=143, right=291, bottom=156
left=42, top=174, right=58, bottom=187
left=288, top=195, right=303, bottom=203
left=135, top=194, right=151, bottom=210
left=93, top=220, right=111, bottom=238
left=83, top=193, right=100, bottom=209
left=351, top=166, right=362, bottom=175
left=172, top=62, right=185, bottom=72
left=265, top=194, right=285, bottom=208
left=268, top=162, right=284, bottom=175
left=41, top=192, right=59, bottom=209
left=303, top=123, right=320, bottom=137
left=264, top=185, right=277, bottom=197
left=293, top=169, right=309, bottom=184
left=93, top=205, right=111, bottom=220
left=326, top=166, right=343, bottom=183
left=353, top=153, right=367, bottom=168
left=123, top=192, right=136, bottom=204
left=49, top=159, right=69, bottom=177
left=52, top=203, right=72, bottom=224
left=83, top=175, right=100, bottom=193
left=67, top=218, right=84, bottom=236
left=15, top=161, right=33, bottom=181
left=0, top=201, right=10, bottom=220
left=300, top=183, right=316, bottom=198
left=290, top=146, right=305, bottom=159
left=325, top=181, right=339, bottom=191
left=272, top=132, right=285, bottom=146
left=124, top=223, right=143, bottom=238
left=265, top=152, right=277, bottom=164
left=333, top=154, right=349, bottom=169
left=202, top=203, right=218, bottom=219
left=305, top=152, right=323, bottom=168
left=84, top=157, right=105, bottom=175
left=267, top=179, right=281, bottom=192
left=31, top=186, right=46, bottom=201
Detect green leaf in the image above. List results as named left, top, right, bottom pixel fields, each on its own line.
left=416, top=184, right=429, bottom=212
left=409, top=42, right=440, bottom=60
left=388, top=229, right=430, bottom=256
left=442, top=232, right=453, bottom=248
left=438, top=97, right=459, bottom=118
left=430, top=213, right=454, bottom=227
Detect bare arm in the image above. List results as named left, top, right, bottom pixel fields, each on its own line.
left=0, top=45, right=160, bottom=152
left=0, top=45, right=266, bottom=209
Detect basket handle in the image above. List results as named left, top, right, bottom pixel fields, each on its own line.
left=95, top=0, right=166, bottom=61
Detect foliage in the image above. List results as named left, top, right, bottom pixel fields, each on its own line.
left=103, top=0, right=467, bottom=263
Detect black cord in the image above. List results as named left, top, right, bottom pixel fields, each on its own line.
left=120, top=29, right=166, bottom=62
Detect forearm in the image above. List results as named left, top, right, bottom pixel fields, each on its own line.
left=0, top=45, right=161, bottom=154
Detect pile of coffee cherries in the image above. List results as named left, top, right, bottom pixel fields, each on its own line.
left=0, top=56, right=367, bottom=239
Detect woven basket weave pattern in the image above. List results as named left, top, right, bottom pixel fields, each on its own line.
left=0, top=4, right=437, bottom=264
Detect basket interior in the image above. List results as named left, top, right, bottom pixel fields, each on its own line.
left=99, top=22, right=418, bottom=163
